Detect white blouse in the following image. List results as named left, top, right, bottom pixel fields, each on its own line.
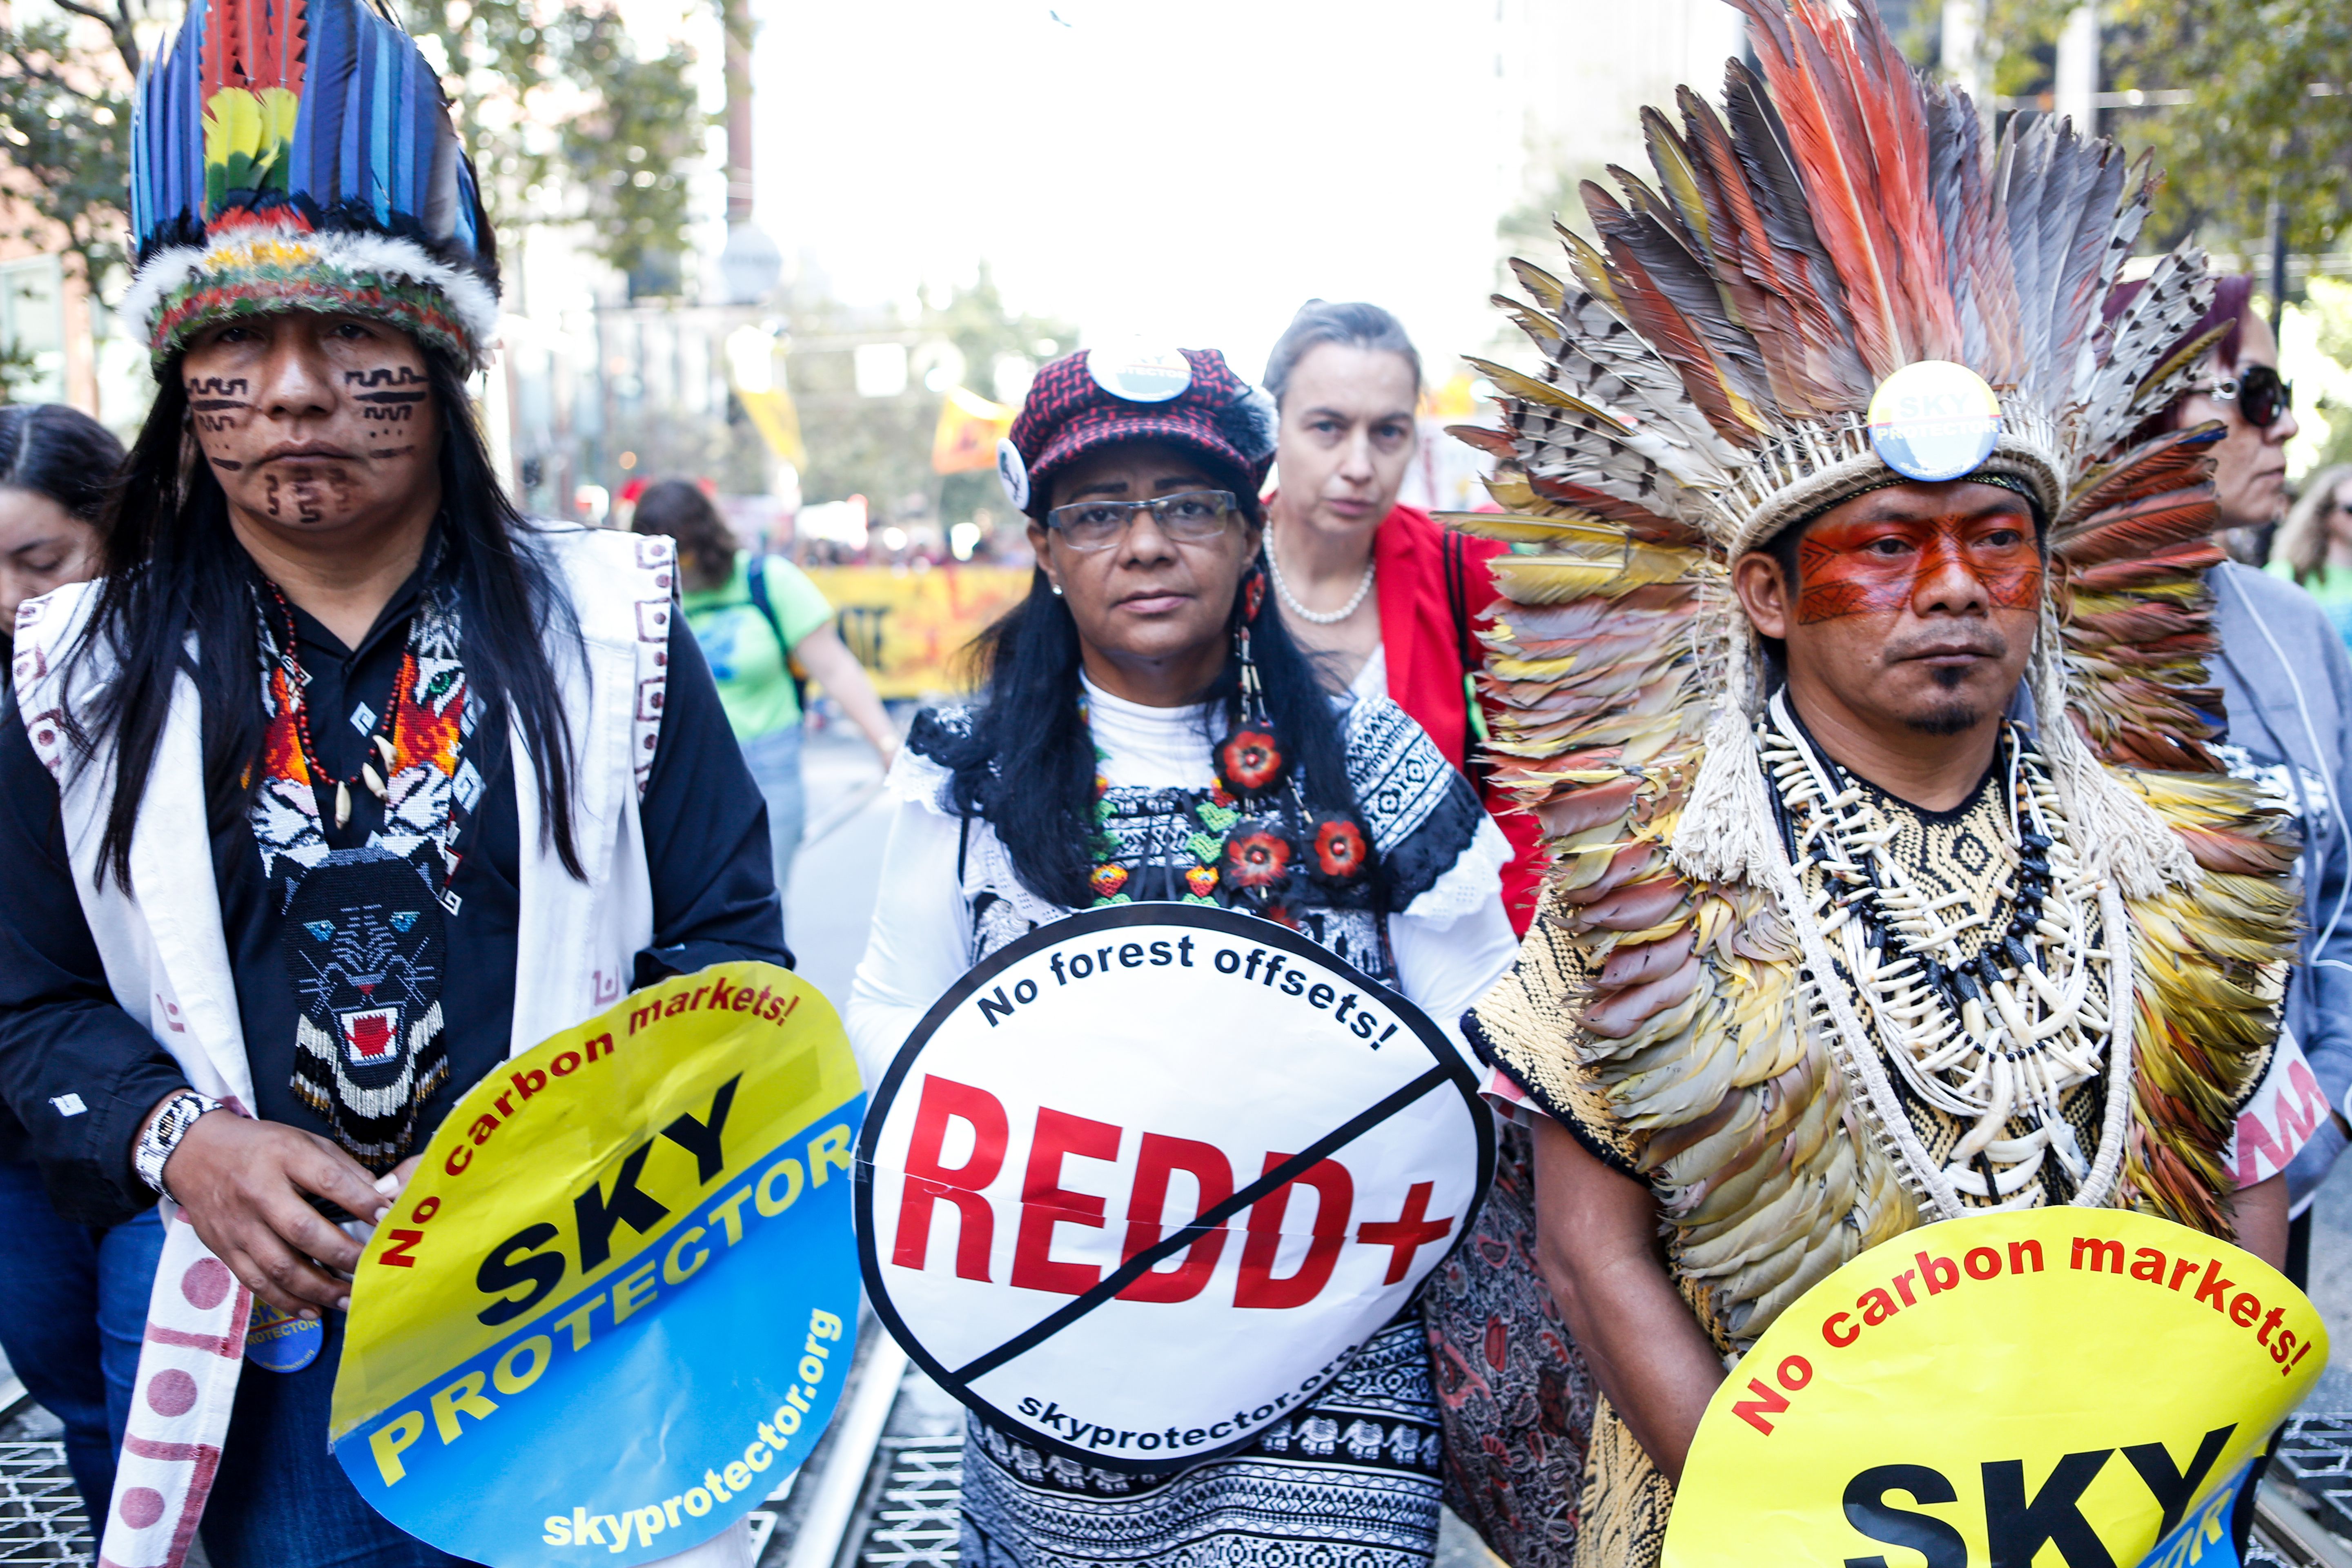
left=844, top=676, right=1519, bottom=1089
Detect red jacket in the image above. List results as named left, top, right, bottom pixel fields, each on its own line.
left=1371, top=504, right=1546, bottom=934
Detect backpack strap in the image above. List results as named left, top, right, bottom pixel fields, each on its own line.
left=744, top=555, right=811, bottom=714
left=744, top=554, right=792, bottom=659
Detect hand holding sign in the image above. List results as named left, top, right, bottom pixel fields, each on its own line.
left=856, top=906, right=1492, bottom=1471
left=329, top=963, right=864, bottom=1567
left=1662, top=1209, right=2328, bottom=1568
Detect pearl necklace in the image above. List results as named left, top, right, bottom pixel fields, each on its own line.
left=1266, top=522, right=1374, bottom=625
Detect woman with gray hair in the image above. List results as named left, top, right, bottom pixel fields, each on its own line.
left=1259, top=300, right=1544, bottom=928
left=2271, top=463, right=2352, bottom=646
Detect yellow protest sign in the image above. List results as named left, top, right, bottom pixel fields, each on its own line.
left=800, top=564, right=1029, bottom=698
left=328, top=963, right=865, bottom=1565
left=1662, top=1208, right=2325, bottom=1568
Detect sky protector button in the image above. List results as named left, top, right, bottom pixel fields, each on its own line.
left=245, top=1300, right=324, bottom=1373
left=1866, top=360, right=2002, bottom=483
left=1087, top=343, right=1193, bottom=403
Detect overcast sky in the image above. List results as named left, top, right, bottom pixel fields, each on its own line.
left=747, top=0, right=1521, bottom=386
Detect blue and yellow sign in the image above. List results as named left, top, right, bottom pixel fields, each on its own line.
left=329, top=963, right=865, bottom=1566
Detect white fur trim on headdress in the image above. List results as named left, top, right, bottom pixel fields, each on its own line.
left=121, top=223, right=500, bottom=371
left=2025, top=603, right=2198, bottom=899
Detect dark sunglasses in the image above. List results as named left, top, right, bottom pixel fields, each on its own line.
left=2197, top=363, right=2294, bottom=429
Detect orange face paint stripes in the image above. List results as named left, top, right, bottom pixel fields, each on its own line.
left=1794, top=512, right=2041, bottom=625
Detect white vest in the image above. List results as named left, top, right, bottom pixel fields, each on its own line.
left=13, top=526, right=747, bottom=1568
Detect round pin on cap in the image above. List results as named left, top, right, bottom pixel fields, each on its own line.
left=997, top=437, right=1030, bottom=511
left=1867, top=360, right=2002, bottom=483
left=1087, top=343, right=1192, bottom=403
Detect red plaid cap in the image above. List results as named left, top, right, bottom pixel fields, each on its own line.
left=1005, top=347, right=1277, bottom=517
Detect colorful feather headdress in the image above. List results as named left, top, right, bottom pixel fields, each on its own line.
left=1457, top=0, right=2299, bottom=1325
left=1455, top=0, right=2231, bottom=905
left=121, top=0, right=499, bottom=375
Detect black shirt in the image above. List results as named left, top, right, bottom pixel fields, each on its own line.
left=0, top=545, right=787, bottom=1224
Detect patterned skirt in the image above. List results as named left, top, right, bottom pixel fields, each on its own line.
left=956, top=1318, right=1445, bottom=1567
left=1421, top=1120, right=1597, bottom=1566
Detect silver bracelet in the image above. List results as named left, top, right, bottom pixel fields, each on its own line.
left=134, top=1089, right=223, bottom=1200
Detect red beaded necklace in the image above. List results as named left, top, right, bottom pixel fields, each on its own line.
left=262, top=577, right=415, bottom=831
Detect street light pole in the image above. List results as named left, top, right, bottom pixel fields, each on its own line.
left=2055, top=6, right=2098, bottom=133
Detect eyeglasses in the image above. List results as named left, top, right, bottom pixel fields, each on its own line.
left=1045, top=490, right=1241, bottom=552
left=2192, top=363, right=2294, bottom=429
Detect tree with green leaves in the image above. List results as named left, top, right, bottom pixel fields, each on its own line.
left=1983, top=0, right=2351, bottom=255
left=763, top=266, right=1076, bottom=536
left=0, top=0, right=710, bottom=306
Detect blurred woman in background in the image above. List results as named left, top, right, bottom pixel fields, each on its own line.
left=0, top=403, right=163, bottom=1523
left=634, top=480, right=897, bottom=912
left=0, top=404, right=114, bottom=643
left=1257, top=301, right=1545, bottom=934
left=2272, top=463, right=2352, bottom=646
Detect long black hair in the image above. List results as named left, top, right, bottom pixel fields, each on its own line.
left=939, top=554, right=1365, bottom=910
left=0, top=403, right=126, bottom=524
left=67, top=346, right=584, bottom=891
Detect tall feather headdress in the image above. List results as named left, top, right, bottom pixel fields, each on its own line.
left=1459, top=0, right=2226, bottom=904
left=1458, top=0, right=2296, bottom=1279
left=121, top=0, right=499, bottom=374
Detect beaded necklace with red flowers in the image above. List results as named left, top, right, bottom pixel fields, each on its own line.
left=1084, top=574, right=1372, bottom=924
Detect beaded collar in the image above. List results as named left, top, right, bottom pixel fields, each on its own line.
left=1759, top=690, right=2134, bottom=1212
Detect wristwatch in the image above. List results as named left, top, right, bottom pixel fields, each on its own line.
left=135, top=1089, right=223, bottom=1199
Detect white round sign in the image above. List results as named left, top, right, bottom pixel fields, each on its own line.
left=855, top=906, right=1492, bottom=1471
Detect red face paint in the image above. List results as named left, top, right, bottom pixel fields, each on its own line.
left=1793, top=508, right=2041, bottom=624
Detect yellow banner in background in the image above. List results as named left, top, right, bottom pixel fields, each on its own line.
left=1662, top=1208, right=2327, bottom=1568
left=932, top=385, right=1015, bottom=475
left=801, top=565, right=1029, bottom=698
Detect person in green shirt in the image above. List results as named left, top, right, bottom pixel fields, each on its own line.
left=633, top=480, right=897, bottom=909
left=2273, top=463, right=2352, bottom=650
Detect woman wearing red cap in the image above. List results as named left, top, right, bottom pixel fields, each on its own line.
left=849, top=345, right=1517, bottom=1564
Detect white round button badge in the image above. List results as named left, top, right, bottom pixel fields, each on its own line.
left=1087, top=344, right=1193, bottom=403
left=1866, top=360, right=2002, bottom=482
left=997, top=437, right=1030, bottom=511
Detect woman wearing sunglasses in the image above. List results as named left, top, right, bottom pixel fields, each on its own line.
left=2107, top=272, right=2352, bottom=1274
left=848, top=346, right=1517, bottom=1566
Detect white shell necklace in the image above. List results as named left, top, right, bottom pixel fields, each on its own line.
left=1266, top=520, right=1375, bottom=625
left=1756, top=690, right=2134, bottom=1216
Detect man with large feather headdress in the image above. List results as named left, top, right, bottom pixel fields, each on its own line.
left=1452, top=0, right=2328, bottom=1559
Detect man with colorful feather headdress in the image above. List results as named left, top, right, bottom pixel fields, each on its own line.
left=1452, top=0, right=2326, bottom=1559
left=0, top=0, right=786, bottom=1564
